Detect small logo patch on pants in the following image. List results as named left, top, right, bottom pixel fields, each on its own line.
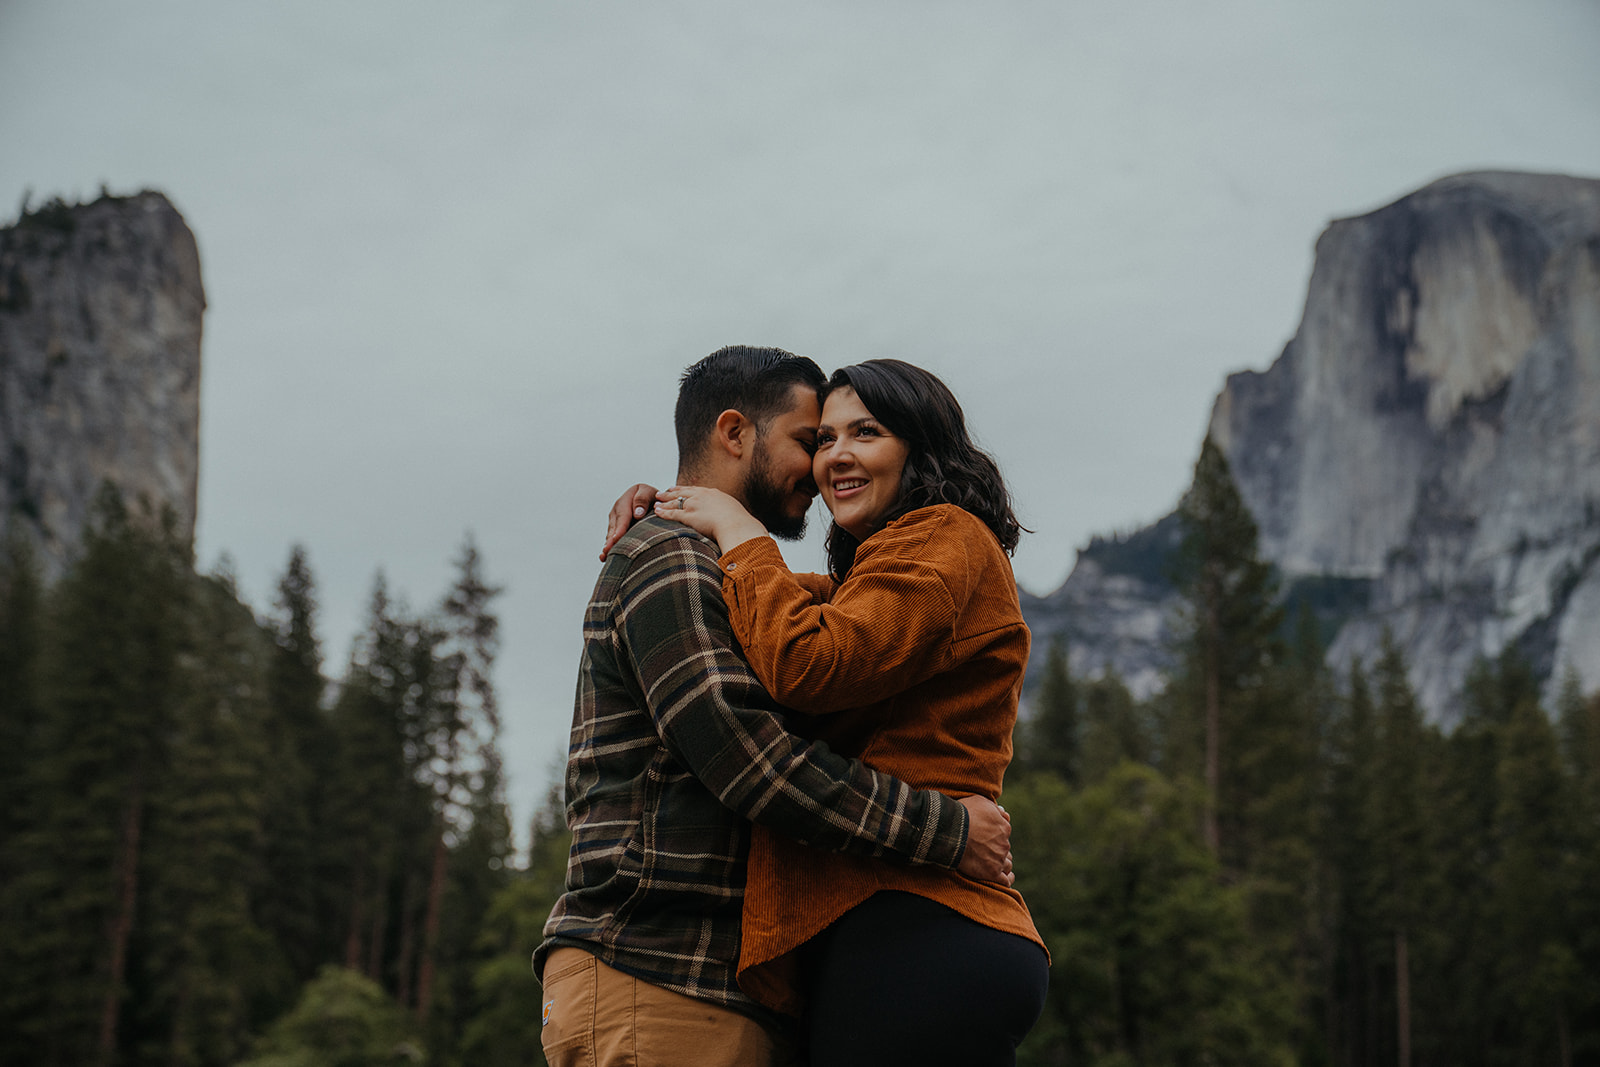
left=543, top=998, right=553, bottom=1026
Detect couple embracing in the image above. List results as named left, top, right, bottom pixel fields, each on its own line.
left=537, top=346, right=1048, bottom=1066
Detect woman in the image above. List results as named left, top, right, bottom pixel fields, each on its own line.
left=654, top=360, right=1048, bottom=1066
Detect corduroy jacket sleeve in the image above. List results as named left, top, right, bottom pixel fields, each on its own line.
left=615, top=527, right=968, bottom=867
left=718, top=505, right=983, bottom=713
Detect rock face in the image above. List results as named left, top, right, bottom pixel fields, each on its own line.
left=1025, top=171, right=1600, bottom=720
left=0, top=192, right=204, bottom=577
left=1019, top=514, right=1185, bottom=698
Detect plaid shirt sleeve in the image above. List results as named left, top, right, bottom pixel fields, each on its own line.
left=618, top=528, right=969, bottom=866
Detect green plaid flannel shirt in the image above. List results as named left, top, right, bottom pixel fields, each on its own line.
left=537, top=517, right=969, bottom=1019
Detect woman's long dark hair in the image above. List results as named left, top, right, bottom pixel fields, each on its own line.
left=823, top=359, right=1024, bottom=579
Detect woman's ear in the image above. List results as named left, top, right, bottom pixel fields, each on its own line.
left=712, top=408, right=751, bottom=459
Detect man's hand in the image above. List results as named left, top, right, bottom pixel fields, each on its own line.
left=956, top=795, right=1013, bottom=886
left=600, top=484, right=659, bottom=560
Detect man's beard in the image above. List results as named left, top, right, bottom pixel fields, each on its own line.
left=742, top=443, right=810, bottom=541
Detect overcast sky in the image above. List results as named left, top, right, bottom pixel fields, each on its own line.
left=4, top=0, right=1598, bottom=838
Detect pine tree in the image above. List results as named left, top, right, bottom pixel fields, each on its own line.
left=1492, top=691, right=1578, bottom=1062
left=419, top=537, right=510, bottom=1052
left=0, top=531, right=46, bottom=1062
left=1367, top=633, right=1432, bottom=1067
left=1556, top=665, right=1599, bottom=801
left=1324, top=660, right=1380, bottom=1067
left=0, top=530, right=42, bottom=870
left=1025, top=638, right=1080, bottom=784
left=1163, top=438, right=1327, bottom=1054
left=461, top=785, right=569, bottom=1067
left=321, top=575, right=452, bottom=1012
left=132, top=569, right=276, bottom=1066
left=254, top=546, right=331, bottom=1007
left=2, top=489, right=190, bottom=1065
left=1424, top=650, right=1546, bottom=1064
left=1078, top=668, right=1149, bottom=786
left=1555, top=675, right=1600, bottom=1063
left=1007, top=763, right=1297, bottom=1066
left=1171, top=435, right=1284, bottom=860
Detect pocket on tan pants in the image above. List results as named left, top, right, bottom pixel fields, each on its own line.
left=541, top=948, right=598, bottom=1067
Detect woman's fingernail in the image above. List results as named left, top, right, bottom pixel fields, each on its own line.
left=634, top=506, right=646, bottom=517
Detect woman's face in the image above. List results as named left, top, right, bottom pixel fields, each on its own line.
left=815, top=386, right=911, bottom=541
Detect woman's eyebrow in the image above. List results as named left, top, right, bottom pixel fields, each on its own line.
left=818, top=417, right=873, bottom=435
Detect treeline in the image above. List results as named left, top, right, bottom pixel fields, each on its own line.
left=4, top=450, right=1598, bottom=1067
left=0, top=487, right=548, bottom=1066
left=1005, top=438, right=1600, bottom=1067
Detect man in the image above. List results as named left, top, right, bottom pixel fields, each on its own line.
left=538, top=346, right=1012, bottom=1066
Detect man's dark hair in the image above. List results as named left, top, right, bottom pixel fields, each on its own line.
left=675, top=346, right=826, bottom=472
left=822, top=359, right=1025, bottom=578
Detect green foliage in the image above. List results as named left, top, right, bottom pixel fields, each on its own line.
left=1024, top=638, right=1080, bottom=784
left=1172, top=438, right=1284, bottom=691
left=1078, top=669, right=1149, bottom=786
left=1004, top=444, right=1600, bottom=1066
left=0, top=489, right=195, bottom=1064
left=0, top=501, right=517, bottom=1067
left=131, top=571, right=278, bottom=1066
left=1008, top=765, right=1297, bottom=1066
left=238, top=967, right=424, bottom=1067
left=1367, top=633, right=1430, bottom=933
left=0, top=531, right=42, bottom=864
left=8, top=460, right=1599, bottom=1066
left=1170, top=436, right=1286, bottom=865
left=1491, top=691, right=1578, bottom=1060
left=1557, top=677, right=1600, bottom=1063
left=1159, top=436, right=1326, bottom=1055
left=1322, top=661, right=1383, bottom=1064
left=1077, top=512, right=1184, bottom=585
left=254, top=546, right=334, bottom=999
left=458, top=788, right=571, bottom=1067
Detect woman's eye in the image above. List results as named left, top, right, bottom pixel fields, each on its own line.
left=816, top=433, right=835, bottom=447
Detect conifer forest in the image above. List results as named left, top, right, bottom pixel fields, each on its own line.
left=2, top=446, right=1597, bottom=1067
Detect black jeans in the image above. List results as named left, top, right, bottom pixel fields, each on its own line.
left=802, top=891, right=1049, bottom=1066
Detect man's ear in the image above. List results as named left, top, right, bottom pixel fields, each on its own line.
left=712, top=409, right=752, bottom=459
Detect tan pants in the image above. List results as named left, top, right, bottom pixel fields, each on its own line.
left=541, top=948, right=799, bottom=1067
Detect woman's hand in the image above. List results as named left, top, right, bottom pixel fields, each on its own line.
left=655, top=486, right=770, bottom=554
left=600, top=484, right=658, bottom=560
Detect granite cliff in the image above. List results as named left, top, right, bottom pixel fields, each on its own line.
left=1024, top=171, right=1600, bottom=720
left=0, top=191, right=204, bottom=578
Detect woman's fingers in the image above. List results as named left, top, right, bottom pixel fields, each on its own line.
left=600, top=483, right=658, bottom=560
left=654, top=486, right=694, bottom=517
left=655, top=487, right=720, bottom=538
